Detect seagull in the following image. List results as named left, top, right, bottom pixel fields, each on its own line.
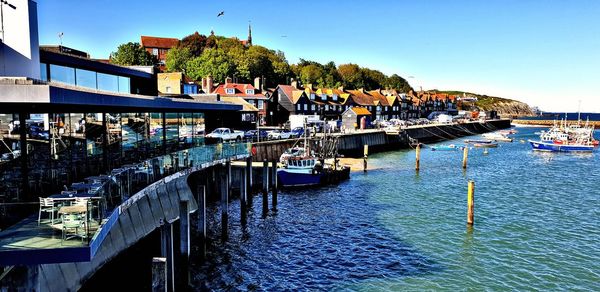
left=281, top=35, right=288, bottom=38
left=217, top=11, right=225, bottom=17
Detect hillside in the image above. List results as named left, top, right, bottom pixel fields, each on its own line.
left=439, top=91, right=534, bottom=117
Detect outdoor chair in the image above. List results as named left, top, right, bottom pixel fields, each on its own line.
left=38, top=197, right=59, bottom=225
left=61, top=213, right=86, bottom=243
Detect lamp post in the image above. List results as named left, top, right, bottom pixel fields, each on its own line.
left=0, top=0, right=17, bottom=43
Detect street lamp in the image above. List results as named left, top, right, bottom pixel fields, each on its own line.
left=0, top=0, right=17, bottom=42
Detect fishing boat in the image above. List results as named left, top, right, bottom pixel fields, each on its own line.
left=431, top=144, right=457, bottom=151
left=529, top=118, right=596, bottom=152
left=277, top=120, right=350, bottom=187
left=529, top=140, right=594, bottom=152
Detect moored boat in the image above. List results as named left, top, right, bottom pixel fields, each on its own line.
left=473, top=142, right=498, bottom=148
left=431, top=144, right=457, bottom=151
left=529, top=140, right=594, bottom=152
left=482, top=133, right=513, bottom=142
left=464, top=139, right=493, bottom=144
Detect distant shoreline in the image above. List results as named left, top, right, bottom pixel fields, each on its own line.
left=512, top=119, right=600, bottom=127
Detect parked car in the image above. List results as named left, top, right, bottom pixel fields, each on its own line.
left=244, top=129, right=269, bottom=141
left=268, top=129, right=293, bottom=140
left=290, top=127, right=307, bottom=138
left=206, top=128, right=244, bottom=142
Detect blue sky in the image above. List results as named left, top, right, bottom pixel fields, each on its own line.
left=37, top=0, right=600, bottom=112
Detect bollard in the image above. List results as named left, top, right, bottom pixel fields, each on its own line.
left=160, top=221, right=174, bottom=292
left=462, top=146, right=469, bottom=169
left=272, top=160, right=278, bottom=209
left=246, top=157, right=253, bottom=206
left=152, top=257, right=167, bottom=292
left=178, top=201, right=190, bottom=289
left=262, top=160, right=269, bottom=216
left=467, top=180, right=474, bottom=225
left=415, top=144, right=421, bottom=171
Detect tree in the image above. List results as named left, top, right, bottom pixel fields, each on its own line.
left=337, top=63, right=364, bottom=88
left=361, top=68, right=386, bottom=90
left=111, top=42, right=156, bottom=66
left=386, top=74, right=413, bottom=93
left=300, top=64, right=325, bottom=85
left=179, top=32, right=208, bottom=56
left=185, top=48, right=235, bottom=82
left=165, top=46, right=193, bottom=73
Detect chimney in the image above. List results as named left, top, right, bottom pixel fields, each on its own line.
left=254, top=77, right=262, bottom=92
left=338, top=86, right=344, bottom=91
left=202, top=75, right=214, bottom=93
left=291, top=80, right=298, bottom=89
left=225, top=77, right=232, bottom=84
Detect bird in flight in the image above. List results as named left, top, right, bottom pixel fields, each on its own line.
left=217, top=11, right=225, bottom=17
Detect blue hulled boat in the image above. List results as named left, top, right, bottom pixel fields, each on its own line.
left=277, top=158, right=324, bottom=187
left=528, top=140, right=594, bottom=153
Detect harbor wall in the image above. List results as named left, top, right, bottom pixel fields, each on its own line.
left=512, top=119, right=600, bottom=127
left=251, top=119, right=511, bottom=159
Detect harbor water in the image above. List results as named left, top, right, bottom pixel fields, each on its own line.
left=192, top=127, right=600, bottom=291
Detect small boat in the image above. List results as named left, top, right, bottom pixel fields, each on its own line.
left=464, top=139, right=493, bottom=144
left=431, top=144, right=457, bottom=151
left=277, top=157, right=324, bottom=187
left=482, top=133, right=513, bottom=142
left=529, top=140, right=594, bottom=152
left=473, top=142, right=498, bottom=148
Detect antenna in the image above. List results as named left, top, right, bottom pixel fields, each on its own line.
left=58, top=32, right=63, bottom=46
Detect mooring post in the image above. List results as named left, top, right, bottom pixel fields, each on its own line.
left=240, top=168, right=247, bottom=226
left=220, top=169, right=229, bottom=241
left=152, top=257, right=167, bottom=292
left=246, top=156, right=253, bottom=206
left=462, top=146, right=469, bottom=169
left=196, top=185, right=206, bottom=258
left=227, top=159, right=232, bottom=190
left=363, top=144, right=369, bottom=173
left=262, top=160, right=269, bottom=215
left=415, top=143, right=421, bottom=171
left=160, top=220, right=174, bottom=292
left=271, top=160, right=278, bottom=209
left=178, top=200, right=190, bottom=289
left=467, top=180, right=475, bottom=225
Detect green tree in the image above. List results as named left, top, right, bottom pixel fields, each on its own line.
left=337, top=63, right=364, bottom=89
left=185, top=48, right=235, bottom=82
left=361, top=68, right=386, bottom=90
left=179, top=32, right=208, bottom=56
left=385, top=74, right=413, bottom=93
left=300, top=64, right=325, bottom=85
left=111, top=42, right=156, bottom=66
left=165, top=46, right=193, bottom=73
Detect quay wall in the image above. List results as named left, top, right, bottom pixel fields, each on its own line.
left=251, top=119, right=511, bottom=159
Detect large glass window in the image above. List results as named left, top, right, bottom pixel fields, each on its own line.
left=40, top=63, right=48, bottom=81
left=76, top=68, right=96, bottom=89
left=118, top=76, right=130, bottom=94
left=97, top=73, right=119, bottom=92
left=50, top=64, right=75, bottom=85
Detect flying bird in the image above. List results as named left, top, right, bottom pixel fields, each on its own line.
left=217, top=11, right=225, bottom=17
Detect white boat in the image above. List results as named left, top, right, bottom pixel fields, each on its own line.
left=482, top=133, right=513, bottom=142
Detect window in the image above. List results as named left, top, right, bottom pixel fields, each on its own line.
left=226, top=88, right=235, bottom=94
left=311, top=104, right=316, bottom=111
left=258, top=100, right=264, bottom=109
left=297, top=104, right=301, bottom=111
left=118, top=76, right=130, bottom=93
left=40, top=63, right=48, bottom=81
left=332, top=94, right=338, bottom=101
left=166, top=86, right=171, bottom=93
left=304, top=104, right=308, bottom=110
left=50, top=64, right=75, bottom=85
left=246, top=89, right=254, bottom=95
left=385, top=106, right=388, bottom=111
left=97, top=73, right=119, bottom=92
left=325, top=105, right=329, bottom=111
left=321, top=94, right=327, bottom=101
left=310, top=94, right=315, bottom=100
left=76, top=68, right=96, bottom=89
left=152, top=48, right=158, bottom=56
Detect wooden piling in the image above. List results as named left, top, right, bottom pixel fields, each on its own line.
left=415, top=144, right=421, bottom=171
left=220, top=169, right=229, bottom=241
left=246, top=157, right=253, bottom=206
left=271, top=160, right=278, bottom=209
left=152, top=257, right=167, bottom=292
left=363, top=144, right=369, bottom=173
left=262, top=160, right=269, bottom=216
left=467, top=180, right=474, bottom=225
left=462, top=146, right=469, bottom=169
left=240, top=169, right=247, bottom=226
left=178, top=200, right=190, bottom=289
left=160, top=221, right=174, bottom=292
left=196, top=185, right=206, bottom=258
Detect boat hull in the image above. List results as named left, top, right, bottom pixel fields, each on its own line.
left=277, top=169, right=323, bottom=187
left=529, top=140, right=594, bottom=152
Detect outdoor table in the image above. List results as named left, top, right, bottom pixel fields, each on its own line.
left=50, top=193, right=104, bottom=220
left=70, top=182, right=103, bottom=194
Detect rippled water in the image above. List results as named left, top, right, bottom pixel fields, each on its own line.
left=192, top=127, right=600, bottom=291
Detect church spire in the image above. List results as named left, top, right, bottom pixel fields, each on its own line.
left=247, top=21, right=252, bottom=46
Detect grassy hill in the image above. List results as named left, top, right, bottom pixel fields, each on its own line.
left=437, top=91, right=533, bottom=116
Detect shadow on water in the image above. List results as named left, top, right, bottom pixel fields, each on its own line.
left=190, top=179, right=442, bottom=291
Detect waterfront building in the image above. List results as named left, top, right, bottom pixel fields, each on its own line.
left=341, top=107, right=372, bottom=131
left=212, top=79, right=269, bottom=124
left=157, top=72, right=199, bottom=95
left=140, top=35, right=179, bottom=68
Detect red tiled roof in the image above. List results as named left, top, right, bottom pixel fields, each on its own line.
left=140, top=36, right=179, bottom=49
left=277, top=85, right=297, bottom=103
left=347, top=90, right=375, bottom=106
left=213, top=83, right=267, bottom=99
left=368, top=90, right=391, bottom=106
left=350, top=107, right=372, bottom=115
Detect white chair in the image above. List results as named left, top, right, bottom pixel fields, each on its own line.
left=62, top=213, right=86, bottom=243
left=38, top=197, right=59, bottom=225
